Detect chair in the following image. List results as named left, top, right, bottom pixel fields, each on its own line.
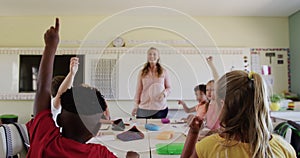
left=0, top=124, right=29, bottom=158
left=284, top=127, right=292, bottom=143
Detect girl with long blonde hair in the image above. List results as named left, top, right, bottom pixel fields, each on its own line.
left=182, top=70, right=296, bottom=158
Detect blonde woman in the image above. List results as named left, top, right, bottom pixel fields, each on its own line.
left=182, top=70, right=296, bottom=158
left=132, top=47, right=171, bottom=118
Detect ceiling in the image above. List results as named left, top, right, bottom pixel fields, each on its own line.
left=0, top=0, right=299, bottom=17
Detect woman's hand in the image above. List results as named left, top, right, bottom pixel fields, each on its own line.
left=131, top=107, right=138, bottom=116
left=158, top=92, right=165, bottom=101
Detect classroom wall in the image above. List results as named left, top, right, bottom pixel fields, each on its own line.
left=0, top=16, right=290, bottom=123
left=289, top=11, right=300, bottom=96
left=0, top=16, right=289, bottom=47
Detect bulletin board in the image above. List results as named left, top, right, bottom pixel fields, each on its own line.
left=251, top=48, right=289, bottom=94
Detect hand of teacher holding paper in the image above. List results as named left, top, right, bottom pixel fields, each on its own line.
left=132, top=47, right=171, bottom=119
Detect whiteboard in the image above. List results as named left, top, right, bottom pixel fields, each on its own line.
left=118, top=48, right=250, bottom=100
left=0, top=48, right=250, bottom=101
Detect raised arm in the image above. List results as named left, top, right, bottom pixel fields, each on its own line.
left=178, top=100, right=196, bottom=113
left=206, top=56, right=219, bottom=81
left=52, top=57, right=79, bottom=109
left=33, top=18, right=60, bottom=116
left=181, top=116, right=202, bottom=158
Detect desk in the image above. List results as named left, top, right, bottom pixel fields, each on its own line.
left=88, top=119, right=150, bottom=157
left=270, top=111, right=300, bottom=122
left=147, top=119, right=187, bottom=158
left=88, top=118, right=190, bottom=158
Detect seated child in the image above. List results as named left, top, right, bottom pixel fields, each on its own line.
left=178, top=84, right=208, bottom=119
left=80, top=84, right=112, bottom=124
left=204, top=56, right=221, bottom=130
left=181, top=70, right=296, bottom=158
left=51, top=57, right=79, bottom=126
left=26, top=18, right=138, bottom=158
left=204, top=80, right=221, bottom=130
left=51, top=62, right=112, bottom=126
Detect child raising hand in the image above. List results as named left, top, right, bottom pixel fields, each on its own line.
left=181, top=71, right=296, bottom=158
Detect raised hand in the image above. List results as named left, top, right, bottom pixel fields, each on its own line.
left=188, top=116, right=203, bottom=134
left=70, top=57, right=79, bottom=76
left=206, top=56, right=213, bottom=63
left=186, top=114, right=195, bottom=125
left=181, top=115, right=203, bottom=158
left=34, top=18, right=60, bottom=116
left=206, top=55, right=219, bottom=80
left=44, top=18, right=60, bottom=49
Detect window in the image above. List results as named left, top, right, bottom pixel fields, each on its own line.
left=90, top=58, right=117, bottom=99
left=19, top=55, right=84, bottom=92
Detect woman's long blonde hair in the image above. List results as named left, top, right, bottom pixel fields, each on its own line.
left=216, top=70, right=273, bottom=158
left=141, top=47, right=163, bottom=78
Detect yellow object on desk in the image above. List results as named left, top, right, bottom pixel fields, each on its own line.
left=270, top=102, right=281, bottom=111
left=288, top=102, right=295, bottom=110
left=156, top=131, right=174, bottom=140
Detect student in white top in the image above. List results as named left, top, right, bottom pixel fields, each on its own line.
left=51, top=57, right=79, bottom=126
left=51, top=58, right=112, bottom=126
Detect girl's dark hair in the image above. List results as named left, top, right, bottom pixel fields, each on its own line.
left=141, top=47, right=163, bottom=78
left=194, top=84, right=206, bottom=94
left=51, top=76, right=66, bottom=97
left=194, top=84, right=208, bottom=112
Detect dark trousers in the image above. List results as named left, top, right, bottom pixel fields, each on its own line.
left=136, top=108, right=168, bottom=119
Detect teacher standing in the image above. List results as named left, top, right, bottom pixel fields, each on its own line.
left=131, top=47, right=171, bottom=118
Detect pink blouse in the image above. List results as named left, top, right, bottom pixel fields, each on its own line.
left=134, top=69, right=171, bottom=110
left=206, top=100, right=221, bottom=130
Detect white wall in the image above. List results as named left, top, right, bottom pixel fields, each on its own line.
left=0, top=16, right=290, bottom=123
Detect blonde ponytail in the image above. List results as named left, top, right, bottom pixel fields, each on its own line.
left=216, top=71, right=274, bottom=158
left=250, top=73, right=273, bottom=158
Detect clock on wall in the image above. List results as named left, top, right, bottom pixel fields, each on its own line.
left=112, top=37, right=125, bottom=47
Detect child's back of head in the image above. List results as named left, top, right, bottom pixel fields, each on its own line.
left=51, top=76, right=65, bottom=97
left=60, top=86, right=107, bottom=115
left=59, top=85, right=107, bottom=136
left=216, top=70, right=273, bottom=157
